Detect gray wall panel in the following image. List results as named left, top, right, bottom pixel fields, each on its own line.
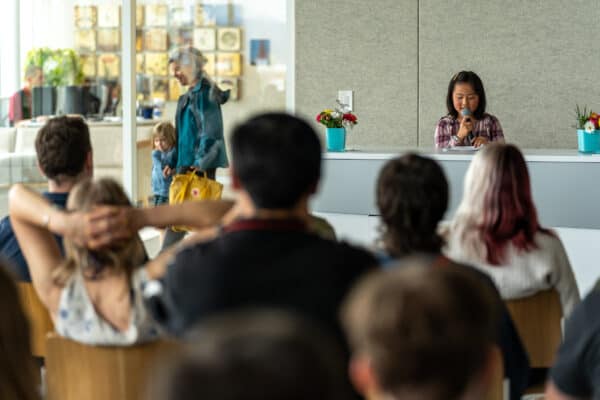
left=296, top=1, right=600, bottom=149
left=295, top=0, right=419, bottom=148
left=418, top=0, right=600, bottom=148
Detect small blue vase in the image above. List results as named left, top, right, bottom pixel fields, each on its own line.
left=577, top=129, right=600, bottom=153
left=326, top=127, right=346, bottom=152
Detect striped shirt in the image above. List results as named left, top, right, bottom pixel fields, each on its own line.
left=434, top=113, right=505, bottom=148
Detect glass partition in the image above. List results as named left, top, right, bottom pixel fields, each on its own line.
left=0, top=0, right=291, bottom=218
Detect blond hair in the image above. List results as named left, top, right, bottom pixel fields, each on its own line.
left=152, top=122, right=176, bottom=150
left=52, top=178, right=146, bottom=286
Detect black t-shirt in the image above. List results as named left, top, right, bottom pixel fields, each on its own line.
left=146, top=218, right=377, bottom=337
left=550, top=289, right=600, bottom=399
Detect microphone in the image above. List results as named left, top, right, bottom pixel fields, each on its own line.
left=461, top=108, right=474, bottom=142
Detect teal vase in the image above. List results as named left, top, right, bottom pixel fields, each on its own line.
left=326, top=127, right=346, bottom=152
left=577, top=129, right=600, bottom=153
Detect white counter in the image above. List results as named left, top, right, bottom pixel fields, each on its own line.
left=324, top=148, right=600, bottom=163
left=313, top=148, right=600, bottom=229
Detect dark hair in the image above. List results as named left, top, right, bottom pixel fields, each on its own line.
left=231, top=113, right=321, bottom=209
left=147, top=310, right=350, bottom=400
left=35, top=116, right=92, bottom=184
left=446, top=71, right=487, bottom=119
left=376, top=154, right=448, bottom=258
left=342, top=262, right=498, bottom=400
left=0, top=261, right=39, bottom=400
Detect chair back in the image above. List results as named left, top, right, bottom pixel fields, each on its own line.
left=505, top=289, right=562, bottom=368
left=484, top=345, right=505, bottom=400
left=17, top=282, right=54, bottom=357
left=45, top=334, right=180, bottom=400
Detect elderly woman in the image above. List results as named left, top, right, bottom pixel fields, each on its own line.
left=163, top=46, right=230, bottom=248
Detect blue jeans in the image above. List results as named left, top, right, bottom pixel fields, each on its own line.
left=154, top=195, right=169, bottom=206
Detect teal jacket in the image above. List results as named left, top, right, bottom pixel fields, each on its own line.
left=175, top=78, right=229, bottom=170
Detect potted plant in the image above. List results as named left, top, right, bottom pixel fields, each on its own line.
left=575, top=105, right=600, bottom=153
left=316, top=100, right=358, bottom=152
left=25, top=48, right=85, bottom=116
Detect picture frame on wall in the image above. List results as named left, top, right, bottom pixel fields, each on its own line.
left=80, top=54, right=96, bottom=77
left=144, top=29, right=168, bottom=52
left=170, top=28, right=193, bottom=47
left=194, top=28, right=216, bottom=51
left=136, top=54, right=145, bottom=74
left=217, top=28, right=241, bottom=51
left=216, top=77, right=239, bottom=100
left=194, top=4, right=217, bottom=26
left=145, top=4, right=168, bottom=27
left=136, top=5, right=144, bottom=27
left=75, top=30, right=96, bottom=52
left=169, top=5, right=194, bottom=27
left=145, top=53, right=169, bottom=76
left=216, top=53, right=241, bottom=77
left=168, top=78, right=182, bottom=100
left=97, top=4, right=120, bottom=28
left=74, top=6, right=97, bottom=29
left=97, top=29, right=120, bottom=52
left=203, top=53, right=215, bottom=76
left=152, top=77, right=169, bottom=100
left=97, top=53, right=120, bottom=78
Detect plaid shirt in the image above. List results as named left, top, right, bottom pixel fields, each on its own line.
left=434, top=113, right=505, bottom=148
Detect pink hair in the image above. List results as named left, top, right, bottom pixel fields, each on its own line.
left=453, top=144, right=552, bottom=265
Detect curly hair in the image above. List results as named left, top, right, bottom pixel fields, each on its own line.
left=376, top=154, right=448, bottom=258
left=35, top=116, right=91, bottom=184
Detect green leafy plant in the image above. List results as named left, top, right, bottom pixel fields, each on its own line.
left=24, top=48, right=84, bottom=87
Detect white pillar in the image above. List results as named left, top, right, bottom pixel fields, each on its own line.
left=122, top=0, right=137, bottom=202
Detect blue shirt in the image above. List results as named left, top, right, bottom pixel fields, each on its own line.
left=175, top=78, right=229, bottom=170
left=151, top=148, right=177, bottom=198
left=0, top=192, right=68, bottom=282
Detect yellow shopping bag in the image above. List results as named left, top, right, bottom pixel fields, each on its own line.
left=168, top=171, right=223, bottom=231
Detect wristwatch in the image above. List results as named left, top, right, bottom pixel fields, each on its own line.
left=452, top=134, right=462, bottom=143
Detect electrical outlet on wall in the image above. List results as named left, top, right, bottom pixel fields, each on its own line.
left=337, top=90, right=353, bottom=111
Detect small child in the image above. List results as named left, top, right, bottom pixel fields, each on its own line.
left=151, top=122, right=177, bottom=206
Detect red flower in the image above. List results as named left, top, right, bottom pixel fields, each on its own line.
left=316, top=114, right=322, bottom=122
left=343, top=113, right=357, bottom=122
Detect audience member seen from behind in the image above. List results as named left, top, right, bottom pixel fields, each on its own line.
left=147, top=310, right=351, bottom=400
left=434, top=70, right=505, bottom=148
left=0, top=116, right=93, bottom=282
left=9, top=178, right=158, bottom=345
left=0, top=263, right=40, bottom=400
left=9, top=65, right=43, bottom=125
left=143, top=112, right=376, bottom=340
left=342, top=264, right=500, bottom=400
left=444, top=143, right=580, bottom=315
left=375, top=153, right=528, bottom=400
left=546, top=287, right=600, bottom=400
left=151, top=121, right=177, bottom=206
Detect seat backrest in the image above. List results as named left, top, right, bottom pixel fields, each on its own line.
left=45, top=334, right=181, bottom=400
left=486, top=345, right=505, bottom=400
left=505, top=289, right=563, bottom=368
left=17, top=282, right=54, bottom=358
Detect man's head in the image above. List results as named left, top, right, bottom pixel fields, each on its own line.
left=376, top=154, right=448, bottom=257
left=35, top=116, right=93, bottom=188
left=24, top=65, right=43, bottom=88
left=342, top=262, right=499, bottom=400
left=147, top=310, right=350, bottom=400
left=231, top=113, right=321, bottom=209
